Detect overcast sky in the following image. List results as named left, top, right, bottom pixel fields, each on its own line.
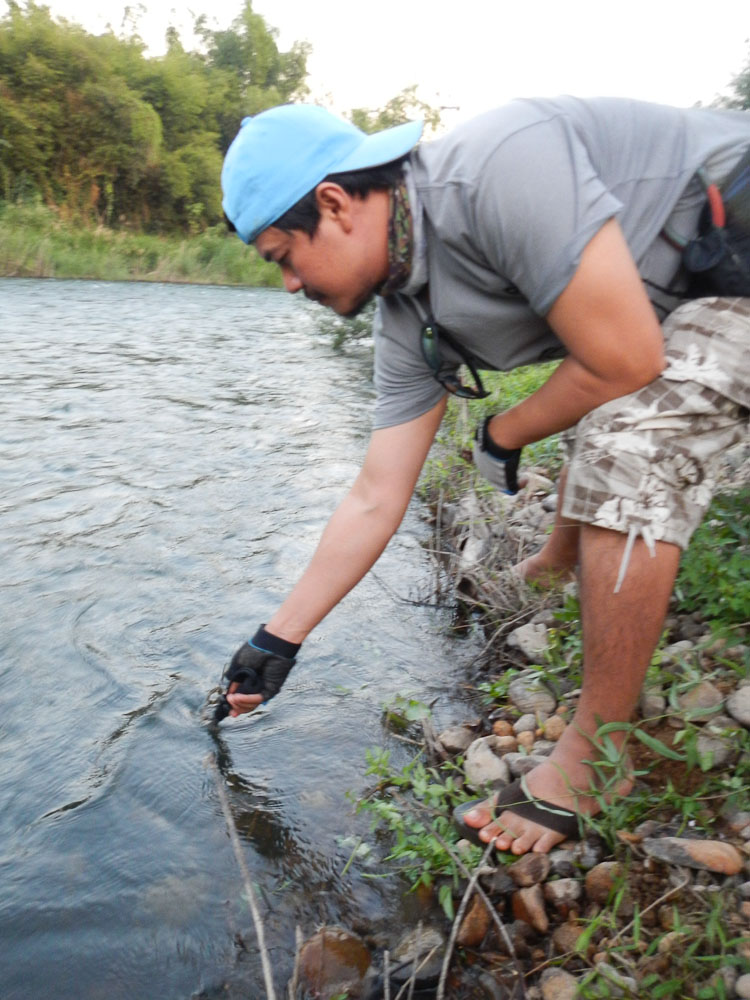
left=4, top=0, right=750, bottom=125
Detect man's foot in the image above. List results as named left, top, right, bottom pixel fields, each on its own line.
left=459, top=727, right=634, bottom=855
left=513, top=550, right=577, bottom=588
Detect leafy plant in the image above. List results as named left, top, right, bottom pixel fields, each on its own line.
left=675, top=487, right=750, bottom=625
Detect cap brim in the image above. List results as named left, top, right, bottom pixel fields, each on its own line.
left=334, top=119, right=423, bottom=173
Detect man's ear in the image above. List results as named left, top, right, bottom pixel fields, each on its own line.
left=314, top=182, right=353, bottom=231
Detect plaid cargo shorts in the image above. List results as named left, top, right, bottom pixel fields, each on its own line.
left=561, top=297, right=749, bottom=559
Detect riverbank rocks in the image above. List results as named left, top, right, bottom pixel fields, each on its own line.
left=540, top=967, right=579, bottom=1000
left=508, top=675, right=557, bottom=715
left=728, top=686, right=750, bottom=727
left=464, top=736, right=511, bottom=789
left=457, top=894, right=492, bottom=947
left=506, top=622, right=550, bottom=660
left=297, top=926, right=371, bottom=998
left=642, top=837, right=744, bottom=874
left=677, top=679, right=725, bottom=715
left=436, top=724, right=476, bottom=754
left=508, top=853, right=551, bottom=887
left=512, top=884, right=549, bottom=933
left=584, top=862, right=622, bottom=904
left=391, top=925, right=444, bottom=987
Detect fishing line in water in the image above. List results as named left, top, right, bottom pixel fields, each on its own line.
left=207, top=752, right=278, bottom=1000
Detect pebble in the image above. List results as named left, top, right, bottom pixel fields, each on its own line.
left=594, top=961, right=638, bottom=996
left=696, top=731, right=735, bottom=769
left=642, top=837, right=744, bottom=875
left=728, top=687, right=750, bottom=728
left=507, top=853, right=551, bottom=887
left=540, top=967, right=579, bottom=1000
left=513, top=713, right=538, bottom=734
left=492, top=719, right=514, bottom=738
left=724, top=810, right=750, bottom=833
left=661, top=640, right=696, bottom=664
left=552, top=920, right=584, bottom=955
left=494, top=735, right=519, bottom=753
left=437, top=724, right=475, bottom=754
left=517, top=731, right=536, bottom=750
left=543, top=877, right=583, bottom=911
left=508, top=676, right=557, bottom=715
left=740, top=881, right=750, bottom=899
left=457, top=894, right=492, bottom=948
left=737, top=973, right=750, bottom=1000
left=676, top=679, right=725, bottom=715
left=511, top=885, right=549, bottom=934
left=504, top=752, right=548, bottom=778
left=464, top=736, right=512, bottom=790
left=298, top=926, right=371, bottom=998
left=584, top=862, right=622, bottom=904
left=391, top=926, right=445, bottom=985
left=573, top=839, right=605, bottom=870
left=506, top=623, right=551, bottom=661
left=549, top=849, right=577, bottom=878
left=543, top=715, right=567, bottom=741
left=639, top=688, right=667, bottom=722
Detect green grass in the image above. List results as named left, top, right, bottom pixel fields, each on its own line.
left=0, top=200, right=282, bottom=286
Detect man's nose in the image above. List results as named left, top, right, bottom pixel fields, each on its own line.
left=282, top=270, right=303, bottom=293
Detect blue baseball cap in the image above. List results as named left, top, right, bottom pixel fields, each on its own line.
left=221, top=104, right=423, bottom=244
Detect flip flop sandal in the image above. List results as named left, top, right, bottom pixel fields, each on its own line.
left=453, top=777, right=581, bottom=846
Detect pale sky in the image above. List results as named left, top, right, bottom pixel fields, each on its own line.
left=4, top=0, right=750, bottom=125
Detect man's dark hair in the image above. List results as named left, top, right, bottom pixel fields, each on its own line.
left=273, top=155, right=408, bottom=237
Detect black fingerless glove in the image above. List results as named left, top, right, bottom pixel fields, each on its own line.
left=472, top=416, right=522, bottom=495
left=213, top=625, right=299, bottom=722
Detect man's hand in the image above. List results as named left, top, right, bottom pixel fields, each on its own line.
left=214, top=628, right=298, bottom=721
left=473, top=416, right=522, bottom=494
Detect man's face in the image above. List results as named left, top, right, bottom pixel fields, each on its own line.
left=254, top=185, right=390, bottom=318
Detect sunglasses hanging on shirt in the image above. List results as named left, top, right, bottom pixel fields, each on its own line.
left=420, top=318, right=490, bottom=399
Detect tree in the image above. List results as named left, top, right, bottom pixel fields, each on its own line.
left=349, top=85, right=442, bottom=135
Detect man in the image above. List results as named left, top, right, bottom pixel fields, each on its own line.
left=219, top=98, right=749, bottom=856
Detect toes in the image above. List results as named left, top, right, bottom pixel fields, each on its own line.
left=461, top=799, right=495, bottom=830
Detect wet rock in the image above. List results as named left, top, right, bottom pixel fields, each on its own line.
left=298, top=926, right=371, bottom=999
left=584, top=862, right=622, bottom=904
left=677, top=679, right=725, bottom=715
left=390, top=925, right=445, bottom=987
left=511, top=884, right=549, bottom=934
left=464, top=736, right=512, bottom=790
left=540, top=967, right=579, bottom=1000
left=642, top=837, right=744, bottom=874
left=504, top=753, right=548, bottom=778
left=737, top=973, right=750, bottom=1000
left=728, top=687, right=750, bottom=728
left=437, top=724, right=475, bottom=754
left=508, top=853, right=551, bottom=887
left=457, top=894, right=492, bottom=948
left=513, top=713, right=538, bottom=734
left=543, top=877, right=583, bottom=912
left=506, top=624, right=550, bottom=661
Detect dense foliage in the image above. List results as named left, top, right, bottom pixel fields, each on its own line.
left=0, top=0, right=310, bottom=231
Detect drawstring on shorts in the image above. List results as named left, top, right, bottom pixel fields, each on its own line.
left=613, top=523, right=657, bottom=594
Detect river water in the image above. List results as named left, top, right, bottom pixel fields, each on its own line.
left=0, top=278, right=480, bottom=999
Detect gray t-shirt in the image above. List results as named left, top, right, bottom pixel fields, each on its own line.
left=372, top=96, right=749, bottom=429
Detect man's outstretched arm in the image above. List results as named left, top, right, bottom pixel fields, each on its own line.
left=226, top=397, right=446, bottom=715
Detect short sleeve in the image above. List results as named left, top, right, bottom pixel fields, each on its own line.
left=472, top=114, right=623, bottom=315
left=372, top=296, right=447, bottom=430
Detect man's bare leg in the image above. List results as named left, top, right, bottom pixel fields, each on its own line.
left=464, top=523, right=682, bottom=854
left=515, top=467, right=580, bottom=586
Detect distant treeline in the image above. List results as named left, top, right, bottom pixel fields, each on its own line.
left=0, top=1, right=310, bottom=232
